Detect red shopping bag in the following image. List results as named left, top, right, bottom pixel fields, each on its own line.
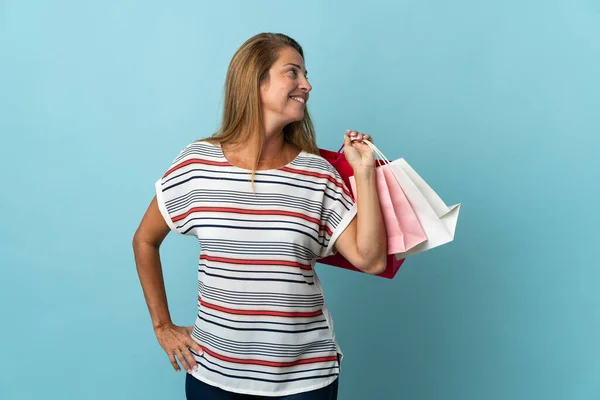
left=318, top=146, right=357, bottom=192
left=318, top=145, right=408, bottom=279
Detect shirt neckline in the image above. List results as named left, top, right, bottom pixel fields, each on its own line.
left=213, top=142, right=305, bottom=172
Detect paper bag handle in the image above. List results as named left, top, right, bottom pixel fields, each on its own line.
left=338, top=139, right=391, bottom=165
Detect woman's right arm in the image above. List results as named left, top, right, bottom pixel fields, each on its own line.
left=132, top=196, right=203, bottom=374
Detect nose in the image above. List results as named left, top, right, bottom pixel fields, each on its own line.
left=299, top=75, right=312, bottom=93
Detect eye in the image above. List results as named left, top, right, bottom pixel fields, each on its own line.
left=287, top=68, right=298, bottom=78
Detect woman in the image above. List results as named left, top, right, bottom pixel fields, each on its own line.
left=132, top=33, right=387, bottom=399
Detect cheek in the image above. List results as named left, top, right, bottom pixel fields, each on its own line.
left=260, top=92, right=277, bottom=109
left=261, top=79, right=296, bottom=110
left=264, top=92, right=287, bottom=109
left=273, top=88, right=292, bottom=108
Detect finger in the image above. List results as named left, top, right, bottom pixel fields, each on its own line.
left=183, top=348, right=199, bottom=372
left=343, top=134, right=352, bottom=146
left=167, top=352, right=181, bottom=372
left=347, top=130, right=363, bottom=142
left=176, top=348, right=193, bottom=373
left=185, top=326, right=194, bottom=335
left=187, top=338, right=203, bottom=356
left=364, top=134, right=373, bottom=143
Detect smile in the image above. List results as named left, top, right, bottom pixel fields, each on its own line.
left=289, top=96, right=305, bottom=104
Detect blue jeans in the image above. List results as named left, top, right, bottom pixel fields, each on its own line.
left=185, top=374, right=339, bottom=400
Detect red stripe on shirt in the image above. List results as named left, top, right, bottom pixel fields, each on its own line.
left=200, top=346, right=338, bottom=367
left=163, top=159, right=230, bottom=178
left=280, top=166, right=353, bottom=198
left=201, top=254, right=312, bottom=270
left=172, top=207, right=321, bottom=226
left=199, top=298, right=323, bottom=318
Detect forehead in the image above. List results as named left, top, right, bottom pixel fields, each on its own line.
left=274, top=47, right=305, bottom=68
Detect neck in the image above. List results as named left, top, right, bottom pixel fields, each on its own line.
left=259, top=117, right=288, bottom=160
left=222, top=122, right=295, bottom=170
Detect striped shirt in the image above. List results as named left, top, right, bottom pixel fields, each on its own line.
left=155, top=140, right=357, bottom=396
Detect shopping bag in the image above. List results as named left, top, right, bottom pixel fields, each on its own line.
left=321, top=143, right=427, bottom=254
left=361, top=140, right=461, bottom=258
left=348, top=162, right=427, bottom=254
left=318, top=144, right=423, bottom=278
left=318, top=145, right=356, bottom=193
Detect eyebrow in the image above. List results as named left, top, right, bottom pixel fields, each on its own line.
left=283, top=63, right=308, bottom=76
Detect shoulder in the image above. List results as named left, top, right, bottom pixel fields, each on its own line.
left=295, top=152, right=342, bottom=178
left=184, top=139, right=220, bottom=154
left=170, top=140, right=220, bottom=162
left=290, top=152, right=349, bottom=194
left=161, top=140, right=224, bottom=179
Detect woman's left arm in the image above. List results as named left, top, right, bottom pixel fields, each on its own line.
left=334, top=130, right=387, bottom=274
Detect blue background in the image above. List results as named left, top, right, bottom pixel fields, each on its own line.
left=1, top=1, right=599, bottom=399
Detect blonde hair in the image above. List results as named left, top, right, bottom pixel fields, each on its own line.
left=203, top=33, right=318, bottom=183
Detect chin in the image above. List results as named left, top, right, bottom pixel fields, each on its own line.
left=291, top=110, right=305, bottom=122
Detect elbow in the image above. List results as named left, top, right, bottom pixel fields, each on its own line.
left=132, top=229, right=152, bottom=251
left=357, top=239, right=387, bottom=275
left=356, top=252, right=387, bottom=275
left=366, top=256, right=387, bottom=275
left=132, top=229, right=142, bottom=250
left=132, top=229, right=162, bottom=252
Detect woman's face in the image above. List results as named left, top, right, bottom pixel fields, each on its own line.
left=260, top=47, right=312, bottom=128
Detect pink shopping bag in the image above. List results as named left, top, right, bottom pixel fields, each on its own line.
left=317, top=143, right=426, bottom=279
left=349, top=165, right=427, bottom=254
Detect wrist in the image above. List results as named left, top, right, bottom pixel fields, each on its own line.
left=153, top=320, right=173, bottom=331
left=352, top=166, right=376, bottom=179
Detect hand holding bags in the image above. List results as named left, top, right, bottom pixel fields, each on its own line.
left=318, top=144, right=422, bottom=278
left=317, top=140, right=461, bottom=278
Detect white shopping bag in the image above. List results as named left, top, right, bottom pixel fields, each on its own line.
left=364, top=141, right=461, bottom=258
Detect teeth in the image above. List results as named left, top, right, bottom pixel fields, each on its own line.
left=290, top=96, right=305, bottom=104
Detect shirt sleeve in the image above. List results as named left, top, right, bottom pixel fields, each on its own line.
left=154, top=143, right=198, bottom=236
left=317, top=165, right=358, bottom=259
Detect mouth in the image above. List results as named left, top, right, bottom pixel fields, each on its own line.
left=289, top=95, right=306, bottom=104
